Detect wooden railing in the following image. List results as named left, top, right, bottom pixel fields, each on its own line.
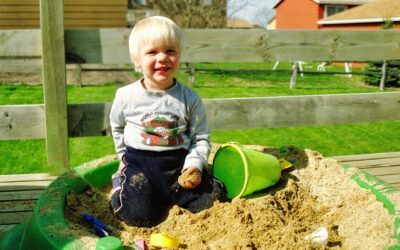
left=1, top=92, right=400, bottom=140
left=1, top=26, right=400, bottom=171
left=3, top=29, right=399, bottom=63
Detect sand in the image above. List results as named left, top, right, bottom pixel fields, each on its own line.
left=65, top=145, right=399, bottom=249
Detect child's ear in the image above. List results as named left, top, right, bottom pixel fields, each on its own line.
left=134, top=65, right=142, bottom=72
left=134, top=61, right=142, bottom=72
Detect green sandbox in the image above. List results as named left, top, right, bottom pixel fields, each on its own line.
left=0, top=156, right=119, bottom=250
left=341, top=164, right=400, bottom=249
left=0, top=157, right=399, bottom=249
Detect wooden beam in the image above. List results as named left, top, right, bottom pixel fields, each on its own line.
left=0, top=30, right=42, bottom=58
left=204, top=92, right=400, bottom=130
left=185, top=29, right=400, bottom=62
left=64, top=29, right=131, bottom=64
left=0, top=211, right=32, bottom=224
left=333, top=152, right=400, bottom=162
left=0, top=190, right=43, bottom=201
left=3, top=29, right=400, bottom=63
left=0, top=173, right=56, bottom=182
left=1, top=92, right=400, bottom=140
left=65, top=29, right=400, bottom=63
left=67, top=102, right=112, bottom=137
left=332, top=152, right=400, bottom=191
left=0, top=200, right=37, bottom=212
left=40, top=0, right=69, bottom=173
left=0, top=105, right=45, bottom=140
left=0, top=173, right=57, bottom=191
left=339, top=158, right=400, bottom=170
left=361, top=166, right=400, bottom=176
left=0, top=181, right=54, bottom=191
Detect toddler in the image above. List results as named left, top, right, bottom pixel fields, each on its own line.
left=109, top=16, right=227, bottom=227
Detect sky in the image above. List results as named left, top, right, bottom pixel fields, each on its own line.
left=227, top=0, right=280, bottom=28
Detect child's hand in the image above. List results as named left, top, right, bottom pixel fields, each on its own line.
left=178, top=167, right=201, bottom=189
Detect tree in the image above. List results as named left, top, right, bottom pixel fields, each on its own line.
left=146, top=0, right=227, bottom=28
left=362, top=19, right=399, bottom=88
left=227, top=0, right=276, bottom=28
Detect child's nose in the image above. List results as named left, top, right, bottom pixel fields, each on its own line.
left=157, top=52, right=168, bottom=61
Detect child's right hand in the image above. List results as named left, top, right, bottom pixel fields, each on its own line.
left=178, top=167, right=202, bottom=189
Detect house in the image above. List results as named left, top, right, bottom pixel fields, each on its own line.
left=272, top=0, right=374, bottom=29
left=318, top=0, right=400, bottom=29
left=267, top=17, right=277, bottom=30
left=0, top=0, right=128, bottom=29
left=227, top=18, right=259, bottom=29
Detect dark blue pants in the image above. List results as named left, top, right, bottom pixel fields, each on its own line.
left=110, top=147, right=227, bottom=227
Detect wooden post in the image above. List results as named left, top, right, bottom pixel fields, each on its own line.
left=40, top=0, right=69, bottom=174
left=380, top=60, right=387, bottom=91
left=290, top=61, right=298, bottom=89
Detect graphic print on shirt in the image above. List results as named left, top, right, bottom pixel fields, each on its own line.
left=140, top=111, right=184, bottom=146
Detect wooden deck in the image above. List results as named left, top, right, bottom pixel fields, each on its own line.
left=333, top=151, right=400, bottom=190
left=0, top=152, right=399, bottom=238
left=0, top=173, right=56, bottom=237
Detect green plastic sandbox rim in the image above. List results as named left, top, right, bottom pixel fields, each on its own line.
left=0, top=155, right=120, bottom=250
left=341, top=164, right=400, bottom=249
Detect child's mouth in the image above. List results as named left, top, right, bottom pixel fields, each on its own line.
left=155, top=66, right=170, bottom=73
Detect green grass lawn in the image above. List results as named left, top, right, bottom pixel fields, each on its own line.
left=1, top=62, right=400, bottom=174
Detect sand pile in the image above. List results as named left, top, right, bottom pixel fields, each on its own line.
left=65, top=145, right=399, bottom=249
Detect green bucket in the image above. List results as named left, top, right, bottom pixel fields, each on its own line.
left=212, top=143, right=281, bottom=199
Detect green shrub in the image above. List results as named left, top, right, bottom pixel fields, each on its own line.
left=362, top=61, right=400, bottom=87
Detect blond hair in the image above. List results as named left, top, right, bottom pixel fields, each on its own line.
left=129, top=16, right=184, bottom=70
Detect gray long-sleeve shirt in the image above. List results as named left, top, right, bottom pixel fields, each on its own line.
left=109, top=79, right=210, bottom=172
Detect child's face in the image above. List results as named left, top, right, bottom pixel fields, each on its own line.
left=138, top=43, right=180, bottom=90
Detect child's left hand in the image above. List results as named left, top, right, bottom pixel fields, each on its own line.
left=178, top=167, right=201, bottom=189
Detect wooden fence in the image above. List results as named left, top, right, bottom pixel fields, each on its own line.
left=2, top=28, right=400, bottom=63
left=1, top=2, right=400, bottom=172
left=1, top=28, right=399, bottom=86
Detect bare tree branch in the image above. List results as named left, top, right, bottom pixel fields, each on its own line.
left=146, top=0, right=226, bottom=28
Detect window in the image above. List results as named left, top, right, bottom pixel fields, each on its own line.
left=325, top=5, right=348, bottom=17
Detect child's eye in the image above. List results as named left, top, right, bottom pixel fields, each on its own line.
left=146, top=50, right=157, bottom=55
left=166, top=49, right=177, bottom=55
